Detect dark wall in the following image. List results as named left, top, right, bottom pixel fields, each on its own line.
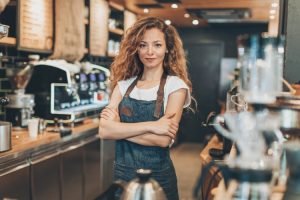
left=176, top=23, right=268, bottom=143
left=285, top=0, right=300, bottom=83
left=178, top=23, right=268, bottom=58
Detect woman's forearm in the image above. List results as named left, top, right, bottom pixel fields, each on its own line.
left=126, top=134, right=172, bottom=148
left=99, top=119, right=152, bottom=140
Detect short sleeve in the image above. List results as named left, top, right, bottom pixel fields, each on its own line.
left=117, top=76, right=137, bottom=97
left=164, top=76, right=191, bottom=109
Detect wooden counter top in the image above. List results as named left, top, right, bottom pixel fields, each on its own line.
left=0, top=119, right=100, bottom=160
left=200, top=135, right=223, bottom=165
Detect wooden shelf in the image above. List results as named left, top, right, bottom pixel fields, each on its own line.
left=109, top=28, right=124, bottom=35
left=0, top=37, right=17, bottom=46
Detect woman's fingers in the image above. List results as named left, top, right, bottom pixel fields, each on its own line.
left=101, top=109, right=114, bottom=118
left=100, top=107, right=120, bottom=121
left=100, top=113, right=110, bottom=120
left=103, top=108, right=115, bottom=115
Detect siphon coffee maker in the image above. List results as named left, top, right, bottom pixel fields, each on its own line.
left=212, top=112, right=274, bottom=200
left=5, top=63, right=35, bottom=129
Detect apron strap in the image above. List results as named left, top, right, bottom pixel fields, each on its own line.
left=123, top=72, right=167, bottom=119
left=153, top=72, right=167, bottom=118
left=124, top=74, right=141, bottom=98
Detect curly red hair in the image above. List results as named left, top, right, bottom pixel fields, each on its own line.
left=110, top=17, right=192, bottom=94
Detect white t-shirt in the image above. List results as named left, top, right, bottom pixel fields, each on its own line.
left=117, top=75, right=191, bottom=112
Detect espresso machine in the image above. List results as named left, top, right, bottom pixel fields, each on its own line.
left=5, top=63, right=35, bottom=128
left=26, top=60, right=109, bottom=123
left=81, top=62, right=110, bottom=102
left=74, top=72, right=91, bottom=105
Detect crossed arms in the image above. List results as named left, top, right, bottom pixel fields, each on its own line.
left=98, top=85, right=187, bottom=148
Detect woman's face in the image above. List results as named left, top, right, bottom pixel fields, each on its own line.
left=137, top=28, right=167, bottom=70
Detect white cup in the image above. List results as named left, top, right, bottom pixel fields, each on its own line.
left=28, top=118, right=40, bottom=138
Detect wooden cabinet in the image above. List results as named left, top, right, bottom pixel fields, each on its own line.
left=61, top=139, right=85, bottom=200
left=0, top=132, right=113, bottom=200
left=0, top=154, right=31, bottom=200
left=83, top=137, right=101, bottom=200
left=100, top=139, right=115, bottom=193
left=31, top=145, right=61, bottom=200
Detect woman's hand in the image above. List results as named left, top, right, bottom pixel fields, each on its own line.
left=149, top=113, right=178, bottom=139
left=100, top=107, right=120, bottom=122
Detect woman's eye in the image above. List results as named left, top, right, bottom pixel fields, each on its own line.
left=155, top=44, right=162, bottom=47
left=139, top=44, right=146, bottom=48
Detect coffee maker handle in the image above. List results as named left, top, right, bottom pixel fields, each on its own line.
left=213, top=115, right=235, bottom=141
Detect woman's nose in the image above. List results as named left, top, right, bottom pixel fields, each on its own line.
left=146, top=46, right=153, bottom=55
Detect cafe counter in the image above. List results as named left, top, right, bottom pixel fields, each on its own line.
left=0, top=119, right=115, bottom=200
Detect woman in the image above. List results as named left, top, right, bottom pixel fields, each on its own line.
left=99, top=17, right=192, bottom=200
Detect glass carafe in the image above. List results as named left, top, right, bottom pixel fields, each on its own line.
left=239, top=34, right=284, bottom=104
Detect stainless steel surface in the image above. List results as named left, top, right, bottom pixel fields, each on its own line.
left=265, top=95, right=300, bottom=136
left=30, top=148, right=61, bottom=200
left=30, top=151, right=60, bottom=164
left=120, top=169, right=167, bottom=200
left=0, top=121, right=11, bottom=152
left=0, top=155, right=31, bottom=199
left=0, top=161, right=29, bottom=177
left=100, top=139, right=115, bottom=193
left=5, top=93, right=34, bottom=108
left=0, top=24, right=9, bottom=39
left=83, top=136, right=101, bottom=200
left=0, top=125, right=100, bottom=199
left=61, top=140, right=85, bottom=200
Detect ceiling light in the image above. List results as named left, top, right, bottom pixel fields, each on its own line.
left=171, top=4, right=178, bottom=9
left=269, top=9, right=276, bottom=15
left=192, top=19, right=199, bottom=25
left=143, top=8, right=149, bottom=13
left=164, top=19, right=171, bottom=25
left=271, top=3, right=278, bottom=8
left=184, top=13, right=190, bottom=18
left=269, top=15, right=275, bottom=20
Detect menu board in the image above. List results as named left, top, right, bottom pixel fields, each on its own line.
left=89, top=0, right=109, bottom=56
left=18, top=0, right=53, bottom=52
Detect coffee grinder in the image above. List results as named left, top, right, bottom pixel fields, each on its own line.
left=5, top=63, right=35, bottom=129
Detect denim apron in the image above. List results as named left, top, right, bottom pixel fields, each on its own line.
left=114, top=73, right=179, bottom=200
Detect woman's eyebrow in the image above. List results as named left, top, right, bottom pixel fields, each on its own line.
left=140, top=40, right=162, bottom=43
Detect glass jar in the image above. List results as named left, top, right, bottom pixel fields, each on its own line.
left=239, top=34, right=284, bottom=104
